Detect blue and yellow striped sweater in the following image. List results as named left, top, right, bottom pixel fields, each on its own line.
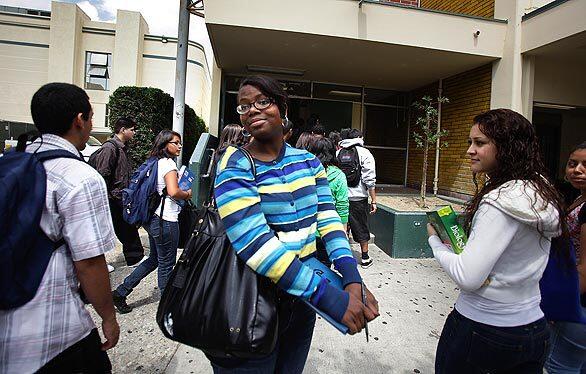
left=214, top=144, right=361, bottom=322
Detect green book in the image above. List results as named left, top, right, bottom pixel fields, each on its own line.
left=426, top=205, right=467, bottom=254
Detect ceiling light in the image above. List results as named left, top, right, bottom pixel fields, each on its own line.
left=247, top=65, right=305, bottom=76
left=534, top=102, right=576, bottom=110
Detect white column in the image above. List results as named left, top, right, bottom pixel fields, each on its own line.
left=490, top=0, right=533, bottom=115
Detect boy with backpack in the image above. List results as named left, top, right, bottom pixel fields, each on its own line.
left=0, top=83, right=119, bottom=373
left=89, top=117, right=145, bottom=268
left=337, top=128, right=377, bottom=268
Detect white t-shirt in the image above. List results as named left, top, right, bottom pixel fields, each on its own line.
left=155, top=158, right=182, bottom=222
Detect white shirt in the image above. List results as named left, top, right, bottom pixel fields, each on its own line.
left=155, top=157, right=181, bottom=222
left=0, top=134, right=116, bottom=373
left=429, top=198, right=555, bottom=326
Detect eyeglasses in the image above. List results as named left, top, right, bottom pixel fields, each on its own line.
left=236, top=98, right=274, bottom=115
left=168, top=141, right=182, bottom=146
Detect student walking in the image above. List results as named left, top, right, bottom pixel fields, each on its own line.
left=112, top=130, right=192, bottom=314
left=0, top=83, right=119, bottom=373
left=338, top=128, right=377, bottom=268
left=305, top=136, right=350, bottom=267
left=428, top=109, right=565, bottom=373
left=544, top=141, right=586, bottom=373
left=211, top=75, right=379, bottom=373
left=90, top=117, right=145, bottom=268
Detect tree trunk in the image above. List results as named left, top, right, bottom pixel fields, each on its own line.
left=421, top=140, right=429, bottom=208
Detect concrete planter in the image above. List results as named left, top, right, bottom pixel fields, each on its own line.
left=370, top=204, right=432, bottom=258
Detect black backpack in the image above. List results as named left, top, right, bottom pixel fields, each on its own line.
left=337, top=145, right=362, bottom=187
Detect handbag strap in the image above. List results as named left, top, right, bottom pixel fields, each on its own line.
left=206, top=146, right=256, bottom=207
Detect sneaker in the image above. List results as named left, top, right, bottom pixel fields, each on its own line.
left=129, top=255, right=148, bottom=268
left=360, top=256, right=373, bottom=268
left=112, top=290, right=133, bottom=314
left=107, top=264, right=115, bottom=273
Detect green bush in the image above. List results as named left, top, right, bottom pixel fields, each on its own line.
left=107, top=86, right=207, bottom=167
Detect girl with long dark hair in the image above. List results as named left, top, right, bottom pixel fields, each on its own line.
left=428, top=109, right=566, bottom=373
left=544, top=141, right=586, bottom=373
left=112, top=130, right=192, bottom=314
left=211, top=75, right=379, bottom=372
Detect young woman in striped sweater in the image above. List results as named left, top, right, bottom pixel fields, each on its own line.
left=211, top=75, right=379, bottom=373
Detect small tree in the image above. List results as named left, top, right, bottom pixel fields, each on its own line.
left=412, top=95, right=449, bottom=208
left=107, top=86, right=207, bottom=167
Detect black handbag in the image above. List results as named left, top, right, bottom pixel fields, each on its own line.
left=156, top=148, right=279, bottom=358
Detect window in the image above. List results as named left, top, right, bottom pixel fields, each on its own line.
left=104, top=104, right=110, bottom=128
left=85, top=52, right=112, bottom=91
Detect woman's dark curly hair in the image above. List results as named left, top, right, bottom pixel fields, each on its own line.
left=464, top=109, right=568, bottom=255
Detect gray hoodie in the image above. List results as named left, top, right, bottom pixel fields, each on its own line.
left=338, top=138, right=376, bottom=201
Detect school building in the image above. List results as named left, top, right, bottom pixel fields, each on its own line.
left=204, top=0, right=586, bottom=198
left=0, top=1, right=212, bottom=143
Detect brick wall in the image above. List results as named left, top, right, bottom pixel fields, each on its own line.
left=407, top=63, right=492, bottom=197
left=382, top=0, right=419, bottom=7
left=420, top=0, right=494, bottom=18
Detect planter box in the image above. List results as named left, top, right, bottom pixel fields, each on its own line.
left=370, top=204, right=431, bottom=258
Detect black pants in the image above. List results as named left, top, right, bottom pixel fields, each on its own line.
left=110, top=198, right=144, bottom=265
left=435, top=309, right=550, bottom=374
left=349, top=198, right=371, bottom=244
left=36, top=329, right=111, bottom=373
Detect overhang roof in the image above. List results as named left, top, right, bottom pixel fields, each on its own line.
left=205, top=0, right=506, bottom=90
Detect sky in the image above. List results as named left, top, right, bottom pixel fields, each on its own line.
left=3, top=0, right=213, bottom=68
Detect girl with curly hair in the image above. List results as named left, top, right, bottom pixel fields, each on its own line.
left=427, top=109, right=567, bottom=373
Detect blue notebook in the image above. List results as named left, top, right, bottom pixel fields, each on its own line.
left=178, top=166, right=196, bottom=191
left=302, top=257, right=349, bottom=334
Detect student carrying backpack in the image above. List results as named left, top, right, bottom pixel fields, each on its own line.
left=112, top=130, right=192, bottom=314
left=0, top=138, right=82, bottom=309
left=337, top=145, right=362, bottom=187
left=1, top=83, right=119, bottom=373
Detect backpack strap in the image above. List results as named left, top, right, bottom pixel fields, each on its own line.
left=206, top=146, right=256, bottom=207
left=105, top=139, right=122, bottom=169
left=33, top=150, right=79, bottom=248
left=35, top=149, right=83, bottom=163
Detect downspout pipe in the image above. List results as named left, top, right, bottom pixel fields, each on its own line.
left=433, top=79, right=443, bottom=196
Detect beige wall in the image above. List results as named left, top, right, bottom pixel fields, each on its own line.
left=0, top=11, right=50, bottom=124
left=0, top=1, right=211, bottom=136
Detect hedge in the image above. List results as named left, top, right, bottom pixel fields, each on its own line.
left=107, top=86, right=207, bottom=167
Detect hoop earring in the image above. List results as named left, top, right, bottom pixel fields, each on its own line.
left=282, top=114, right=289, bottom=128
left=242, top=129, right=250, bottom=137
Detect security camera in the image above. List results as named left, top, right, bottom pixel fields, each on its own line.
left=474, top=30, right=481, bottom=37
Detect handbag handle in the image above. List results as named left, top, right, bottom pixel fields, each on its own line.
left=205, top=146, right=256, bottom=207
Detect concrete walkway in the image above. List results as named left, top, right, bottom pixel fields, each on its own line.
left=95, top=238, right=458, bottom=373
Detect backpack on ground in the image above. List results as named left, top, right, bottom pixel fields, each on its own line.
left=0, top=146, right=82, bottom=310
left=122, top=157, right=165, bottom=226
left=337, top=145, right=362, bottom=187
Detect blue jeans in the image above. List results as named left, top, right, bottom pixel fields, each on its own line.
left=435, top=309, right=550, bottom=374
left=544, top=307, right=586, bottom=373
left=209, top=293, right=316, bottom=374
left=116, top=216, right=179, bottom=297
